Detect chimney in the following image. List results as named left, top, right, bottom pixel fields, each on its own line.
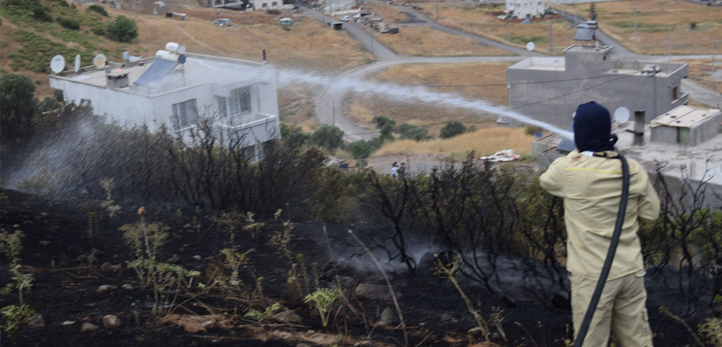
left=106, top=69, right=130, bottom=89
left=633, top=110, right=645, bottom=145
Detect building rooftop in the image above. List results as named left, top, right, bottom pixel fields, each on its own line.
left=50, top=53, right=270, bottom=97
left=651, top=105, right=719, bottom=128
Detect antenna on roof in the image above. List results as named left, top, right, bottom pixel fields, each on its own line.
left=74, top=54, right=81, bottom=72
left=94, top=54, right=107, bottom=69
left=50, top=55, right=65, bottom=74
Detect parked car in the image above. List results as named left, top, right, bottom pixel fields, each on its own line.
left=340, top=15, right=350, bottom=22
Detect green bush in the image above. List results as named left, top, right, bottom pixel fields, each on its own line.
left=311, top=125, right=344, bottom=151
left=91, top=26, right=105, bottom=36
left=439, top=121, right=467, bottom=139
left=0, top=74, right=38, bottom=144
left=280, top=123, right=310, bottom=148
left=106, top=15, right=138, bottom=43
left=53, top=89, right=64, bottom=103
left=346, top=140, right=377, bottom=159
left=87, top=4, right=108, bottom=16
left=397, top=122, right=432, bottom=141
left=57, top=17, right=80, bottom=30
left=38, top=96, right=61, bottom=113
left=373, top=115, right=395, bottom=129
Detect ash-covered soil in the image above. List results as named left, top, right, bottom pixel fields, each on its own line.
left=0, top=188, right=698, bottom=346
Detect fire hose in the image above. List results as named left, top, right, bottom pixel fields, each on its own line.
left=573, top=134, right=630, bottom=347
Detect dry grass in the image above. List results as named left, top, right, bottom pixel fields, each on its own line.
left=435, top=5, right=577, bottom=55
left=685, top=60, right=722, bottom=93
left=373, top=25, right=513, bottom=56
left=126, top=8, right=375, bottom=71
left=590, top=0, right=722, bottom=55
left=374, top=127, right=535, bottom=158
left=364, top=2, right=512, bottom=56
left=344, top=62, right=510, bottom=135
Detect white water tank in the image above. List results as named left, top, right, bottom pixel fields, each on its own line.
left=155, top=50, right=186, bottom=64
left=165, top=42, right=186, bottom=54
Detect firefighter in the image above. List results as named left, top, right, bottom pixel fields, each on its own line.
left=539, top=101, right=660, bottom=347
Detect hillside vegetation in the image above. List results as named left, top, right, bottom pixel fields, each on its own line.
left=0, top=0, right=373, bottom=97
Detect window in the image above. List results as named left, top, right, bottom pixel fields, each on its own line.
left=262, top=3, right=267, bottom=7
left=272, top=1, right=277, bottom=6
left=229, top=86, right=251, bottom=115
left=217, top=96, right=228, bottom=119
left=172, top=99, right=198, bottom=130
left=671, top=86, right=678, bottom=101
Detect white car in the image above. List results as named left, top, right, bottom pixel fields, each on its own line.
left=479, top=150, right=521, bottom=163
left=340, top=15, right=351, bottom=22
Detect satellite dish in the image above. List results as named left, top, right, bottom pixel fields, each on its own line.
left=526, top=42, right=535, bottom=51
left=74, top=54, right=80, bottom=72
left=553, top=59, right=560, bottom=67
left=93, top=54, right=107, bottom=69
left=50, top=55, right=65, bottom=74
left=614, top=107, right=631, bottom=123
left=572, top=111, right=576, bottom=119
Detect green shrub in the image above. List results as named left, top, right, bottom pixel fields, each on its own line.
left=57, top=17, right=80, bottom=30
left=397, top=122, right=432, bottom=141
left=106, top=15, right=138, bottom=43
left=0, top=74, right=38, bottom=144
left=38, top=96, right=61, bottom=113
left=346, top=140, right=377, bottom=159
left=689, top=22, right=697, bottom=30
left=87, top=4, right=108, bottom=16
left=439, top=121, right=467, bottom=139
left=373, top=115, right=395, bottom=129
left=280, top=123, right=310, bottom=148
left=311, top=125, right=344, bottom=151
left=91, top=26, right=105, bottom=36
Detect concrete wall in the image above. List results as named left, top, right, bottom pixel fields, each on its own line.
left=506, top=0, right=548, bottom=18
left=49, top=66, right=280, bottom=146
left=507, top=47, right=689, bottom=128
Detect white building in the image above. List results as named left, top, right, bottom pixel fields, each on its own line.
left=49, top=47, right=280, bottom=158
left=252, top=0, right=281, bottom=10
left=505, top=0, right=548, bottom=19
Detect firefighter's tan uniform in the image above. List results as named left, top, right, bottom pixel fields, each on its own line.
left=540, top=150, right=660, bottom=347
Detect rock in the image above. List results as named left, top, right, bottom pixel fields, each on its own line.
left=272, top=310, right=302, bottom=324
left=39, top=240, right=51, bottom=246
left=296, top=344, right=312, bottom=347
left=24, top=314, right=45, bottom=328
left=178, top=248, right=185, bottom=252
left=192, top=255, right=201, bottom=260
left=491, top=332, right=501, bottom=340
left=167, top=254, right=179, bottom=264
left=81, top=322, right=99, bottom=332
left=354, top=342, right=374, bottom=346
left=304, top=330, right=316, bottom=335
left=13, top=224, right=20, bottom=228
left=377, top=307, right=395, bottom=327
left=61, top=320, right=76, bottom=326
left=122, top=284, right=134, bottom=290
left=97, top=285, right=117, bottom=292
left=354, top=283, right=399, bottom=301
left=551, top=291, right=571, bottom=311
left=440, top=313, right=453, bottom=322
left=102, top=315, right=121, bottom=329
left=100, top=262, right=122, bottom=272
left=184, top=223, right=192, bottom=229
left=467, top=327, right=487, bottom=337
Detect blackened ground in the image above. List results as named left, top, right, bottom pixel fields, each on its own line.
left=0, top=188, right=700, bottom=347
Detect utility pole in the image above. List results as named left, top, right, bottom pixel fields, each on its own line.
left=549, top=22, right=553, bottom=54
left=652, top=66, right=657, bottom=120
left=435, top=0, right=439, bottom=22
left=668, top=26, right=672, bottom=61
left=574, top=0, right=578, bottom=27
left=632, top=3, right=637, bottom=42
left=506, top=18, right=509, bottom=42
left=471, top=37, right=474, bottom=55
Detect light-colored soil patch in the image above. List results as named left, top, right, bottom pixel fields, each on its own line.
left=345, top=62, right=511, bottom=135
left=590, top=0, right=722, bottom=55
left=372, top=25, right=513, bottom=56
left=435, top=4, right=577, bottom=55
left=374, top=127, right=536, bottom=159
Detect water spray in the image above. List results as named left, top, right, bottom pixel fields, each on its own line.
left=277, top=69, right=575, bottom=140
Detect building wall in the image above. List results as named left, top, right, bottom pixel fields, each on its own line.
left=506, top=0, right=548, bottom=18
left=49, top=66, right=281, bottom=147
left=507, top=47, right=689, bottom=127
left=253, top=0, right=281, bottom=10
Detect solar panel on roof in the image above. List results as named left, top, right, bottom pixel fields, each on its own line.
left=134, top=59, right=178, bottom=89
left=574, top=28, right=595, bottom=41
